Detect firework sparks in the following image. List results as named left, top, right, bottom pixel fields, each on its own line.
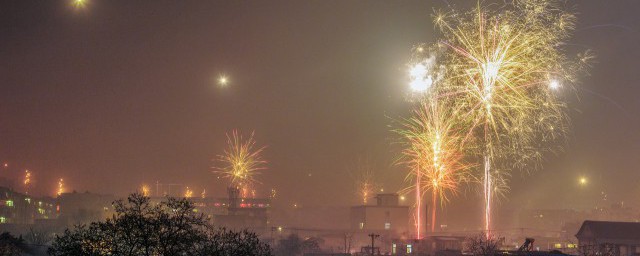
left=397, top=99, right=472, bottom=237
left=350, top=159, right=379, bottom=205
left=141, top=184, right=151, bottom=197
left=57, top=179, right=65, bottom=196
left=24, top=170, right=32, bottom=194
left=414, top=0, right=588, bottom=235
left=214, top=131, right=267, bottom=193
left=184, top=187, right=193, bottom=198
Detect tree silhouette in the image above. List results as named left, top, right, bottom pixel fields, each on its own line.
left=48, top=193, right=271, bottom=256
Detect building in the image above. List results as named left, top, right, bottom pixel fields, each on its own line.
left=390, top=236, right=466, bottom=256
left=56, top=191, right=117, bottom=226
left=211, top=187, right=270, bottom=230
left=576, top=220, right=640, bottom=256
left=350, top=193, right=410, bottom=234
left=0, top=187, right=56, bottom=225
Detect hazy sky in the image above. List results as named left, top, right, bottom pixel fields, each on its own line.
left=1, top=1, right=639, bottom=218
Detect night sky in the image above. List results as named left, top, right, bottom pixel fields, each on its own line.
left=1, top=0, right=639, bottom=220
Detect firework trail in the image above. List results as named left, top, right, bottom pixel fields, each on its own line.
left=24, top=170, right=31, bottom=194
left=214, top=131, right=267, bottom=196
left=57, top=179, right=65, bottom=196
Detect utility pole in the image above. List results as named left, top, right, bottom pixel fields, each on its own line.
left=368, top=233, right=379, bottom=256
left=343, top=232, right=352, bottom=253
left=270, top=226, right=276, bottom=248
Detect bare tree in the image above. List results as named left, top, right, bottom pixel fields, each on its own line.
left=23, top=227, right=53, bottom=246
left=465, top=233, right=502, bottom=256
left=578, top=243, right=619, bottom=256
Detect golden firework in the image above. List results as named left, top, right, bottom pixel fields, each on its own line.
left=141, top=184, right=151, bottom=197
left=214, top=131, right=267, bottom=190
left=410, top=0, right=589, bottom=234
left=57, top=179, right=65, bottom=196
left=397, top=99, right=473, bottom=234
left=350, top=159, right=379, bottom=205
left=184, top=187, right=193, bottom=198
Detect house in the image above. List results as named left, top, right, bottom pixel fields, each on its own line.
left=575, top=220, right=640, bottom=256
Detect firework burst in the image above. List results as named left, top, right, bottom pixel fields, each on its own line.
left=57, top=179, right=65, bottom=196
left=140, top=184, right=151, bottom=197
left=409, top=0, right=589, bottom=234
left=397, top=99, right=473, bottom=237
left=24, top=170, right=32, bottom=194
left=214, top=131, right=267, bottom=193
left=184, top=187, right=194, bottom=198
left=350, top=159, right=380, bottom=205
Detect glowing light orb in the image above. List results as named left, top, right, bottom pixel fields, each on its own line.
left=218, top=75, right=229, bottom=87
left=579, top=177, right=587, bottom=185
left=72, top=0, right=87, bottom=9
left=549, top=79, right=561, bottom=90
left=409, top=63, right=433, bottom=92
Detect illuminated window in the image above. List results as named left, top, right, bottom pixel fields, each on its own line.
left=38, top=208, right=45, bottom=215
left=25, top=198, right=31, bottom=203
left=554, top=243, right=562, bottom=249
left=0, top=217, right=5, bottom=223
left=392, top=243, right=397, bottom=254
left=568, top=244, right=577, bottom=249
left=385, top=223, right=391, bottom=230
left=407, top=244, right=412, bottom=254
left=359, top=222, right=364, bottom=229
left=5, top=200, right=13, bottom=207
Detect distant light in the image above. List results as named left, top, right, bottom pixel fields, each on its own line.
left=3, top=163, right=7, bottom=168
left=417, top=47, right=425, bottom=53
left=380, top=188, right=384, bottom=192
left=277, top=226, right=283, bottom=232
left=72, top=0, right=88, bottom=9
left=400, top=196, right=406, bottom=201
left=217, top=75, right=229, bottom=87
left=579, top=177, right=587, bottom=185
left=549, top=79, right=561, bottom=90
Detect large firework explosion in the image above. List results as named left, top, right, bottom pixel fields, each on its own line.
left=214, top=130, right=267, bottom=197
left=403, top=0, right=590, bottom=237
